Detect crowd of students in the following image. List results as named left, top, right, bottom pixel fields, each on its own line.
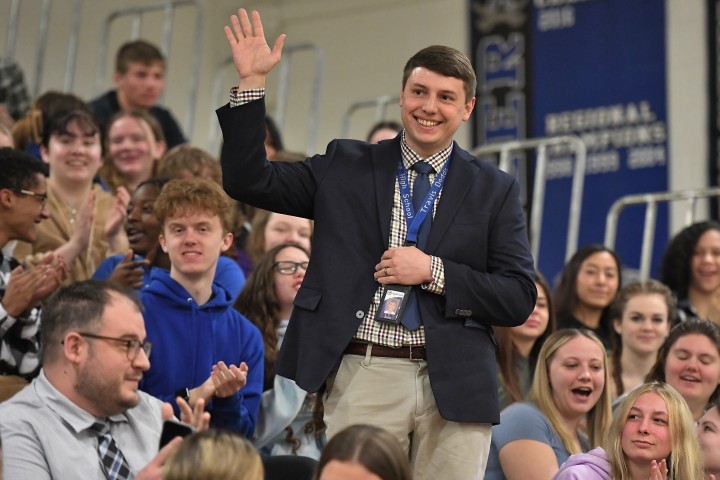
left=2, top=11, right=720, bottom=480
left=487, top=228, right=720, bottom=479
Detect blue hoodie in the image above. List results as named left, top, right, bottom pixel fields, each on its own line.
left=93, top=254, right=245, bottom=301
left=553, top=447, right=612, bottom=480
left=140, top=269, right=263, bottom=437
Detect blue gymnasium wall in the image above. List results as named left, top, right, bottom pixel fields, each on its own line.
left=471, top=0, right=668, bottom=283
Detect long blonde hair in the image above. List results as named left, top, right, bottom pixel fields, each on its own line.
left=528, top=329, right=612, bottom=454
left=607, top=382, right=704, bottom=479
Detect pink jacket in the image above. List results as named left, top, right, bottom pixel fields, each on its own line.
left=552, top=447, right=612, bottom=480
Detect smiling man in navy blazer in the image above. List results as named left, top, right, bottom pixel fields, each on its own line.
left=217, top=8, right=537, bottom=479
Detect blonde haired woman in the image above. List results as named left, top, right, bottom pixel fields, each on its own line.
left=553, top=382, right=705, bottom=480
left=485, top=329, right=613, bottom=479
left=163, top=429, right=263, bottom=480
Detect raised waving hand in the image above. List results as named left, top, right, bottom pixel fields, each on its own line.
left=223, top=8, right=286, bottom=89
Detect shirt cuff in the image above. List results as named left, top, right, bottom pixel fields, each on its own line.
left=421, top=256, right=445, bottom=294
left=0, top=304, right=18, bottom=337
left=229, top=87, right=266, bottom=107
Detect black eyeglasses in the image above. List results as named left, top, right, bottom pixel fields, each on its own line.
left=273, top=261, right=309, bottom=275
left=17, top=189, right=49, bottom=208
left=77, top=332, right=152, bottom=360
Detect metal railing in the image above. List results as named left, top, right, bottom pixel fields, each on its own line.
left=3, top=0, right=84, bottom=96
left=340, top=94, right=400, bottom=138
left=472, top=136, right=587, bottom=263
left=208, top=43, right=325, bottom=156
left=604, top=187, right=720, bottom=280
left=94, top=0, right=205, bottom=138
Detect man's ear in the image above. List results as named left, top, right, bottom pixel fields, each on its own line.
left=0, top=188, right=15, bottom=208
left=63, top=332, right=85, bottom=364
left=220, top=232, right=233, bottom=253
left=462, top=97, right=476, bottom=122
left=158, top=233, right=168, bottom=253
left=113, top=71, right=123, bottom=87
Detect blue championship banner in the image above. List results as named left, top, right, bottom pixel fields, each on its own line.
left=471, top=0, right=668, bottom=281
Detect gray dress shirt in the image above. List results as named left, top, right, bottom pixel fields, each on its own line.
left=0, top=370, right=164, bottom=479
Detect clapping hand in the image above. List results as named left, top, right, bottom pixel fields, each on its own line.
left=211, top=361, right=248, bottom=398
left=3, top=253, right=67, bottom=316
left=647, top=459, right=667, bottom=480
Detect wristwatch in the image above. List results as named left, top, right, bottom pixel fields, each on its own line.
left=175, top=388, right=190, bottom=404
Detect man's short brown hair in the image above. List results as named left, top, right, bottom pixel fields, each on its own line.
left=115, top=40, right=165, bottom=74
left=402, top=45, right=477, bottom=102
left=154, top=178, right=234, bottom=234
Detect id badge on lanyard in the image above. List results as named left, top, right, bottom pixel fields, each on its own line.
left=376, top=157, right=451, bottom=325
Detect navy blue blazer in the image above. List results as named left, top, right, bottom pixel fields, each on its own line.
left=217, top=100, right=536, bottom=424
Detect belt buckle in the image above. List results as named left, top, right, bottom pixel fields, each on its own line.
left=408, top=344, right=422, bottom=361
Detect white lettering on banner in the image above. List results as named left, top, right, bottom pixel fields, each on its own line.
left=546, top=102, right=657, bottom=134
left=627, top=146, right=666, bottom=169
left=547, top=157, right=574, bottom=179
left=537, top=6, right=575, bottom=31
left=586, top=152, right=620, bottom=174
left=546, top=152, right=620, bottom=179
left=542, top=100, right=667, bottom=178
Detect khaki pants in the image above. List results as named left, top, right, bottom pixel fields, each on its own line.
left=0, top=375, right=27, bottom=403
left=324, top=345, right=492, bottom=480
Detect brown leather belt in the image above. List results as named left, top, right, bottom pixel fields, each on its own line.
left=344, top=341, right=426, bottom=360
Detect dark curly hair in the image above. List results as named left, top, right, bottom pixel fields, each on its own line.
left=659, top=221, right=720, bottom=301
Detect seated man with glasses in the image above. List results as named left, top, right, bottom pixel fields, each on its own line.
left=0, top=147, right=67, bottom=401
left=0, top=280, right=210, bottom=478
left=139, top=178, right=264, bottom=437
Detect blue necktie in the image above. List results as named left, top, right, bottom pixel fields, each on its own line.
left=90, top=421, right=134, bottom=480
left=401, top=161, right=434, bottom=331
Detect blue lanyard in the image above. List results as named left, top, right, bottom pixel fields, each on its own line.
left=396, top=156, right=451, bottom=245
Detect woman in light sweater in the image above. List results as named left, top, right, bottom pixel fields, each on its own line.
left=235, top=243, right=325, bottom=459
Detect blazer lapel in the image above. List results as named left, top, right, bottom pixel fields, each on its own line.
left=427, top=144, right=478, bottom=252
left=372, top=138, right=402, bottom=247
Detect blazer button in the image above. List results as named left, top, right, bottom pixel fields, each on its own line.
left=355, top=310, right=365, bottom=319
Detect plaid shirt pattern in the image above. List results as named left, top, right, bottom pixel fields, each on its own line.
left=229, top=89, right=449, bottom=347
left=354, top=133, right=449, bottom=347
left=230, top=86, right=266, bottom=107
left=0, top=253, right=42, bottom=379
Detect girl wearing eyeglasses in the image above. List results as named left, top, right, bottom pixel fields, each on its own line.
left=235, top=242, right=325, bottom=459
